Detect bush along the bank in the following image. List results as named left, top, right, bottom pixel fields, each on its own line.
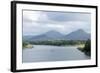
left=23, top=42, right=28, bottom=48
left=78, top=39, right=91, bottom=56
left=83, top=39, right=91, bottom=56
left=23, top=42, right=33, bottom=48
left=29, top=40, right=86, bottom=46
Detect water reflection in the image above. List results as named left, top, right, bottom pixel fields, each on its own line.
left=22, top=45, right=90, bottom=63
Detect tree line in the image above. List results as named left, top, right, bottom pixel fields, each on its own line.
left=28, top=40, right=86, bottom=46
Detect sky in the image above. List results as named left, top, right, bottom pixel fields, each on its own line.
left=23, top=10, right=91, bottom=36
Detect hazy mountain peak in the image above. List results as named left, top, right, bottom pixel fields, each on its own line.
left=46, top=30, right=61, bottom=34
left=64, top=29, right=90, bottom=40
left=77, top=29, right=84, bottom=31
left=77, top=29, right=85, bottom=32
left=74, top=29, right=86, bottom=33
left=45, top=30, right=63, bottom=38
left=24, top=29, right=90, bottom=41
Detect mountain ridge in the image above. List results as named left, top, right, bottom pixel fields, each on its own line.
left=23, top=29, right=90, bottom=41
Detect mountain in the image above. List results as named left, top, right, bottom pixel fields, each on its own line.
left=44, top=30, right=63, bottom=38
left=23, top=35, right=33, bottom=40
left=64, top=29, right=90, bottom=40
left=28, top=30, right=64, bottom=41
left=23, top=29, right=90, bottom=41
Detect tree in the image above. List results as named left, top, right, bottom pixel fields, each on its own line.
left=23, top=42, right=28, bottom=47
left=83, top=39, right=91, bottom=56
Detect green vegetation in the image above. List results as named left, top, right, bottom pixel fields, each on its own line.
left=29, top=40, right=86, bottom=46
left=23, top=42, right=33, bottom=48
left=23, top=42, right=28, bottom=48
left=78, top=39, right=91, bottom=56
left=23, top=39, right=91, bottom=56
left=83, top=39, right=91, bottom=56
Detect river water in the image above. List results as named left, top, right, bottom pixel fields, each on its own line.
left=22, top=45, right=90, bottom=63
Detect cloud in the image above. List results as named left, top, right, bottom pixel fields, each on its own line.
left=46, top=11, right=91, bottom=22
left=23, top=10, right=91, bottom=36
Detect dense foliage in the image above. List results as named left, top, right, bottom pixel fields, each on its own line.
left=83, top=39, right=91, bottom=56
left=78, top=39, right=91, bottom=56
left=23, top=42, right=28, bottom=48
left=28, top=40, right=86, bottom=46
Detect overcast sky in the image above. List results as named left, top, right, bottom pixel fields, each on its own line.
left=23, top=10, right=91, bottom=36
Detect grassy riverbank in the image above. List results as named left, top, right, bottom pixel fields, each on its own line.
left=23, top=40, right=91, bottom=56
left=29, top=40, right=86, bottom=46
left=23, top=42, right=33, bottom=49
left=77, top=39, right=91, bottom=56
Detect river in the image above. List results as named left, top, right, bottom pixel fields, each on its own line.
left=22, top=45, right=90, bottom=63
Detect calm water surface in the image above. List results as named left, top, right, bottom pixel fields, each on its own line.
left=22, top=45, right=90, bottom=63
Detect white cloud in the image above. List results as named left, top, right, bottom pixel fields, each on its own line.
left=23, top=21, right=90, bottom=35
left=23, top=11, right=91, bottom=36
left=23, top=11, right=41, bottom=21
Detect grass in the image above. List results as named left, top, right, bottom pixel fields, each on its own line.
left=23, top=44, right=33, bottom=49
left=77, top=44, right=85, bottom=48
left=77, top=44, right=85, bottom=52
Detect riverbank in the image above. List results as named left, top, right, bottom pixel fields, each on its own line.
left=23, top=44, right=33, bottom=49
left=22, top=45, right=90, bottom=63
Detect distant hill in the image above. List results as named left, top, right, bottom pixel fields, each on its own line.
left=27, top=30, right=64, bottom=41
left=44, top=30, right=63, bottom=38
left=23, top=29, right=90, bottom=41
left=64, top=29, right=90, bottom=40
